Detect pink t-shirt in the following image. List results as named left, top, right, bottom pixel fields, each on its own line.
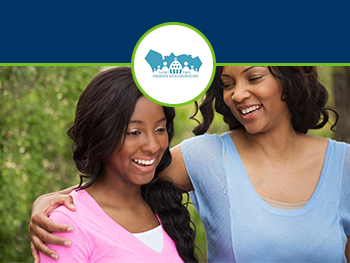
left=39, top=190, right=183, bottom=263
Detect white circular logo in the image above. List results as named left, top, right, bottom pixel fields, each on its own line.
left=132, top=22, right=216, bottom=106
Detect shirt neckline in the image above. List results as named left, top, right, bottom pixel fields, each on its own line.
left=223, top=133, right=332, bottom=216
left=133, top=224, right=162, bottom=236
left=73, top=189, right=166, bottom=255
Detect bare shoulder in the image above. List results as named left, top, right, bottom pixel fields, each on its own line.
left=297, top=134, right=329, bottom=164
left=228, top=128, right=249, bottom=148
left=301, top=134, right=329, bottom=151
left=228, top=128, right=246, bottom=138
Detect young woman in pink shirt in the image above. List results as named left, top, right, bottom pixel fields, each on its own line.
left=35, top=67, right=197, bottom=263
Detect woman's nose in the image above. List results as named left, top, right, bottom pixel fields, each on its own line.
left=231, top=84, right=251, bottom=103
left=141, top=134, right=161, bottom=154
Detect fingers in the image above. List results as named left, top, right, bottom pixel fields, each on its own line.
left=31, top=236, right=59, bottom=261
left=29, top=211, right=73, bottom=260
left=31, top=221, right=73, bottom=245
left=32, top=211, right=74, bottom=233
left=63, top=195, right=76, bottom=211
left=31, top=242, right=40, bottom=263
left=29, top=192, right=76, bottom=261
left=29, top=221, right=72, bottom=261
left=44, top=195, right=76, bottom=215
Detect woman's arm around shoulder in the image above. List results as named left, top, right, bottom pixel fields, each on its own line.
left=29, top=185, right=77, bottom=262
left=39, top=211, right=89, bottom=263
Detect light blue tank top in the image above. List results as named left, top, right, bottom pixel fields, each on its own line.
left=181, top=133, right=350, bottom=262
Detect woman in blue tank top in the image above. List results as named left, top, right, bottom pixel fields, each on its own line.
left=30, top=66, right=350, bottom=262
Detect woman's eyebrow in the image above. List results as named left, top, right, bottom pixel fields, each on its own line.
left=221, top=66, right=266, bottom=78
left=221, top=67, right=259, bottom=78
left=156, top=117, right=167, bottom=124
left=129, top=117, right=166, bottom=125
left=221, top=74, right=232, bottom=78
left=129, top=120, right=144, bottom=124
left=241, top=66, right=265, bottom=74
left=241, top=66, right=255, bottom=74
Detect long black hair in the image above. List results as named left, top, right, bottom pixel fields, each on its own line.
left=67, top=67, right=198, bottom=262
left=192, top=66, right=339, bottom=135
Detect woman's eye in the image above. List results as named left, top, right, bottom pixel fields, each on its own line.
left=127, top=131, right=140, bottom=136
left=249, top=76, right=263, bottom=82
left=155, top=127, right=166, bottom=133
left=222, top=83, right=235, bottom=89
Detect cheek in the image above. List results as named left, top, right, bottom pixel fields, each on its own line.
left=262, top=78, right=284, bottom=101
left=222, top=91, right=240, bottom=117
left=160, top=136, right=169, bottom=152
left=156, top=135, right=169, bottom=156
left=223, top=91, right=231, bottom=107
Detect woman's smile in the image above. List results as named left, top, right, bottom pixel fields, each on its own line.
left=131, top=157, right=156, bottom=166
left=237, top=104, right=263, bottom=121
left=131, top=156, right=158, bottom=173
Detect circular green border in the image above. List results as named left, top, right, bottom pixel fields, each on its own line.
left=131, top=22, right=216, bottom=107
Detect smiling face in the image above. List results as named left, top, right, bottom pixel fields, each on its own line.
left=103, top=96, right=168, bottom=186
left=221, top=66, right=291, bottom=134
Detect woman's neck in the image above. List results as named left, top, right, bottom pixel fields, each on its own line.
left=240, top=123, right=303, bottom=159
left=84, top=172, right=160, bottom=234
left=86, top=173, right=145, bottom=210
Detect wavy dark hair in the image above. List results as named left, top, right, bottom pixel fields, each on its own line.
left=67, top=67, right=198, bottom=262
left=192, top=66, right=339, bottom=135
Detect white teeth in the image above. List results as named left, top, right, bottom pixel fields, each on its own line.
left=133, top=158, right=155, bottom=166
left=241, top=105, right=261, bottom=115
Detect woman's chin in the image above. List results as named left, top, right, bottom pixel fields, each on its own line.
left=243, top=124, right=266, bottom=135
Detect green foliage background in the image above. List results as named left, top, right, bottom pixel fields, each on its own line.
left=0, top=66, right=335, bottom=262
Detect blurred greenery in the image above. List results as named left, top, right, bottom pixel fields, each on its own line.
left=0, top=67, right=101, bottom=262
left=0, top=66, right=338, bottom=262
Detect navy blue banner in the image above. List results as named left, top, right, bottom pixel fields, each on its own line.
left=1, top=1, right=349, bottom=63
